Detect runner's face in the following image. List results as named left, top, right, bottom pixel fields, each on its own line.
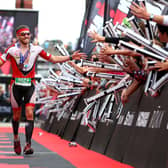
left=17, top=31, right=31, bottom=45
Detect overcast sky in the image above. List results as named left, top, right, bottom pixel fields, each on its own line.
left=33, top=0, right=86, bottom=45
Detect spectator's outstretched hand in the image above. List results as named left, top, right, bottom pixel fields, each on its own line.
left=100, top=45, right=114, bottom=55
left=97, top=53, right=112, bottom=63
left=88, top=31, right=105, bottom=43
left=124, top=57, right=140, bottom=71
left=130, top=2, right=149, bottom=20
left=121, top=88, right=128, bottom=105
left=153, top=61, right=168, bottom=71
left=82, top=78, right=91, bottom=87
left=72, top=50, right=87, bottom=60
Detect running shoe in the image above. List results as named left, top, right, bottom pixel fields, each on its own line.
left=14, top=139, right=21, bottom=155
left=23, top=143, right=34, bottom=155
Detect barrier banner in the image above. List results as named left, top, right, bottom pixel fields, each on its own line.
left=49, top=114, right=61, bottom=134
left=105, top=83, right=168, bottom=168
left=75, top=125, right=95, bottom=149
left=90, top=120, right=117, bottom=154
left=105, top=85, right=144, bottom=161
left=41, top=112, right=54, bottom=132
left=62, top=118, right=82, bottom=141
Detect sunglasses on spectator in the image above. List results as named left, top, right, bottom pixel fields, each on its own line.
left=19, top=32, right=31, bottom=36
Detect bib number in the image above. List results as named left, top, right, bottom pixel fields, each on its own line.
left=15, top=78, right=31, bottom=86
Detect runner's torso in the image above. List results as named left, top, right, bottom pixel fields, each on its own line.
left=0, top=42, right=51, bottom=79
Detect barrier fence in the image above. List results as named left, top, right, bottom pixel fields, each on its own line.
left=40, top=82, right=168, bottom=168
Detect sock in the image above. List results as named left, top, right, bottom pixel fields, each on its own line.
left=25, top=120, right=34, bottom=144
left=12, top=120, right=19, bottom=137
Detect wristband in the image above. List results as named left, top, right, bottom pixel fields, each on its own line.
left=149, top=14, right=154, bottom=21
left=93, top=57, right=99, bottom=62
left=88, top=80, right=92, bottom=85
left=69, top=55, right=73, bottom=60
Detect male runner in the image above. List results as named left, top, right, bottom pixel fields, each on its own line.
left=0, top=25, right=86, bottom=155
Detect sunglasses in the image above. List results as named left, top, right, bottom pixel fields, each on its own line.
left=19, top=32, right=31, bottom=36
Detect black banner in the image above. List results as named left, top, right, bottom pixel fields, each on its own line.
left=76, top=0, right=105, bottom=57
left=76, top=0, right=134, bottom=57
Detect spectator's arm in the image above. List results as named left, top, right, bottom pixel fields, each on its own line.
left=121, top=79, right=141, bottom=104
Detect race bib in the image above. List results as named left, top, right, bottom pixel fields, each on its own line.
left=15, top=78, right=31, bottom=86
